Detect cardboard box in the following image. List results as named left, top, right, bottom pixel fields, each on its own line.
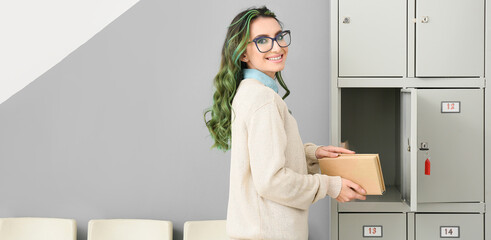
left=319, top=154, right=386, bottom=195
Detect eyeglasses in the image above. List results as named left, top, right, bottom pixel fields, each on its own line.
left=250, top=30, right=291, bottom=53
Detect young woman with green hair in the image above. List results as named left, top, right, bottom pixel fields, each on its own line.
left=204, top=6, right=366, bottom=239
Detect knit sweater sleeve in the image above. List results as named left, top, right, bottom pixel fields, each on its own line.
left=247, top=102, right=341, bottom=210
left=304, top=143, right=321, bottom=174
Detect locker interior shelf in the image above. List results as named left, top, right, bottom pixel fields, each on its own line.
left=357, top=185, right=402, bottom=202
left=338, top=190, right=486, bottom=213
left=338, top=186, right=410, bottom=213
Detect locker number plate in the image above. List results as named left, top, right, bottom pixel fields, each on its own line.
left=441, top=101, right=460, bottom=113
left=363, top=226, right=382, bottom=237
left=440, top=226, right=460, bottom=238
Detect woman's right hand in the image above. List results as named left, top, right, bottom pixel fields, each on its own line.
left=336, top=178, right=367, bottom=203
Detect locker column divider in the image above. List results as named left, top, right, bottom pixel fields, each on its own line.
left=485, top=0, right=490, bottom=238
left=330, top=199, right=338, bottom=240
left=485, top=87, right=489, bottom=239
left=329, top=0, right=340, bottom=240
left=407, top=212, right=415, bottom=240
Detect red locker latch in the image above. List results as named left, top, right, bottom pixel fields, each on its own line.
left=425, top=158, right=431, bottom=175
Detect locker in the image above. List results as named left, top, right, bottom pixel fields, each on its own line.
left=339, top=213, right=406, bottom=240
left=415, top=214, right=483, bottom=239
left=415, top=0, right=484, bottom=77
left=341, top=88, right=485, bottom=206
left=417, top=89, right=484, bottom=203
left=338, top=0, right=405, bottom=77
left=330, top=0, right=489, bottom=238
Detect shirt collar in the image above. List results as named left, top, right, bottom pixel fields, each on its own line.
left=243, top=68, right=279, bottom=93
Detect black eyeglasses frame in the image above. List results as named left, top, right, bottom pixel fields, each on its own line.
left=250, top=30, right=291, bottom=53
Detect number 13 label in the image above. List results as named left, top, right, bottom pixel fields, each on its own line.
left=363, top=226, right=382, bottom=237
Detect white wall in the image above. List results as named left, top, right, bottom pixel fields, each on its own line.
left=0, top=0, right=139, bottom=104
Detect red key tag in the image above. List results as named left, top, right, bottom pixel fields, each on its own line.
left=425, top=158, right=431, bottom=175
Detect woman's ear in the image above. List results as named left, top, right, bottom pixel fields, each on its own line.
left=241, top=54, right=248, bottom=63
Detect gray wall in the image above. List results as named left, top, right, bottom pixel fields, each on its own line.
left=0, top=0, right=333, bottom=239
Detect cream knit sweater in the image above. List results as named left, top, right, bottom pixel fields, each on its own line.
left=226, top=78, right=342, bottom=240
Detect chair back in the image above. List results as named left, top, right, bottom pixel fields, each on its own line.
left=0, top=217, right=76, bottom=240
left=183, top=220, right=227, bottom=240
left=88, top=219, right=172, bottom=240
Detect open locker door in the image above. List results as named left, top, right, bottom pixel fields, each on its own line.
left=401, top=88, right=418, bottom=211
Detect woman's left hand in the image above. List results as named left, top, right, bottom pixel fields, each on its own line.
left=315, top=145, right=355, bottom=158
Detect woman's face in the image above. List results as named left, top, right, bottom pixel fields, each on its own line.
left=241, top=17, right=288, bottom=78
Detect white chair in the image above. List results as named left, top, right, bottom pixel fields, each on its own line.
left=183, top=220, right=227, bottom=240
left=88, top=219, right=172, bottom=240
left=0, top=217, right=76, bottom=240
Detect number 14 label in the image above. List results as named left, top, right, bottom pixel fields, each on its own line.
left=441, top=226, right=460, bottom=238
left=363, top=226, right=382, bottom=237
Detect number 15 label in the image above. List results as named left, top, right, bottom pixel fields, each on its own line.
left=363, top=226, right=382, bottom=237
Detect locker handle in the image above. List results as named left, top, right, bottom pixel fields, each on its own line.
left=421, top=16, right=429, bottom=23
left=419, top=142, right=429, bottom=151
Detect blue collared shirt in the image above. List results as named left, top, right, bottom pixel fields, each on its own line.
left=243, top=68, right=279, bottom=93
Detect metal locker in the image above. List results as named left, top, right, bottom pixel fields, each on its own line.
left=416, top=214, right=483, bottom=239
left=415, top=0, right=484, bottom=77
left=330, top=0, right=490, bottom=237
left=417, top=89, right=484, bottom=203
left=338, top=0, right=405, bottom=77
left=339, top=213, right=406, bottom=240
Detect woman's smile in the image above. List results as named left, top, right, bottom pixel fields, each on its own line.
left=266, top=54, right=283, bottom=62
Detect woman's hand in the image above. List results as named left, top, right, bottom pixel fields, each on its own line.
left=315, top=145, right=355, bottom=158
left=336, top=178, right=367, bottom=202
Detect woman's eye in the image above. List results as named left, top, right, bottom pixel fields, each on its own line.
left=257, top=38, right=268, bottom=44
left=277, top=35, right=284, bottom=41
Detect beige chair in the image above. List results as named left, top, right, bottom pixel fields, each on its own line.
left=183, top=220, right=227, bottom=240
left=88, top=219, right=172, bottom=240
left=0, top=217, right=76, bottom=240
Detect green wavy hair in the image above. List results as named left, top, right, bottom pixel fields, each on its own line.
left=204, top=6, right=291, bottom=151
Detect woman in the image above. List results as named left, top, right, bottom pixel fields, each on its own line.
left=204, top=6, right=366, bottom=239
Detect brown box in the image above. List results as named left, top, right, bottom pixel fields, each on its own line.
left=319, top=154, right=386, bottom=195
